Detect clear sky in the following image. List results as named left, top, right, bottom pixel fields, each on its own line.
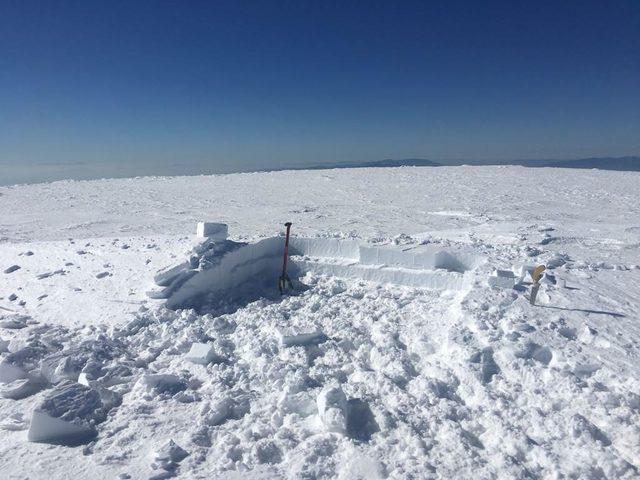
left=1, top=0, right=639, bottom=174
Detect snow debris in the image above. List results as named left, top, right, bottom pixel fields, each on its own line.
left=36, top=269, right=66, bottom=279
left=184, top=342, right=216, bottom=365
left=0, top=343, right=47, bottom=383
left=0, top=412, right=29, bottom=431
left=277, top=330, right=328, bottom=348
left=317, top=385, right=348, bottom=434
left=488, top=269, right=517, bottom=288
left=28, top=380, right=114, bottom=445
left=546, top=252, right=570, bottom=269
left=0, top=314, right=29, bottom=329
left=3, top=264, right=20, bottom=274
left=138, top=374, right=187, bottom=396
left=150, top=439, right=189, bottom=477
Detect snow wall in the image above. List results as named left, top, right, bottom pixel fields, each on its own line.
left=157, top=237, right=484, bottom=310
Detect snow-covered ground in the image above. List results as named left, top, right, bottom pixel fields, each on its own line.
left=0, top=166, right=639, bottom=479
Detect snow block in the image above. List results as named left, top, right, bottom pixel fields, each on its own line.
left=317, top=385, right=348, bottom=434
left=184, top=343, right=216, bottom=365
left=488, top=269, right=517, bottom=289
left=0, top=344, right=47, bottom=383
left=154, top=261, right=191, bottom=287
left=196, top=222, right=228, bottom=240
left=28, top=381, right=110, bottom=445
left=0, top=377, right=45, bottom=400
left=39, top=352, right=85, bottom=384
left=151, top=439, right=189, bottom=472
left=0, top=314, right=28, bottom=329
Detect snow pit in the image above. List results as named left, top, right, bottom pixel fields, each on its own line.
left=152, top=233, right=484, bottom=311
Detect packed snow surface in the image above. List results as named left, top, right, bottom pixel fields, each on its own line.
left=0, top=166, right=639, bottom=479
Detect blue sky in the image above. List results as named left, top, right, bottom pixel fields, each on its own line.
left=1, top=0, right=638, bottom=173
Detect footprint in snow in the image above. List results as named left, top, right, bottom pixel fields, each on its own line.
left=480, top=348, right=500, bottom=383
left=516, top=342, right=553, bottom=365
left=557, top=326, right=577, bottom=340
left=471, top=348, right=500, bottom=384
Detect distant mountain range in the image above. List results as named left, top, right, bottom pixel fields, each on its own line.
left=521, top=156, right=640, bottom=171
left=299, top=156, right=640, bottom=172
left=303, top=158, right=441, bottom=170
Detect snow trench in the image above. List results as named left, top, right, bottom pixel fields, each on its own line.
left=151, top=237, right=484, bottom=311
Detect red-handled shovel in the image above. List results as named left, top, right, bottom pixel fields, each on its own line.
left=278, top=222, right=294, bottom=294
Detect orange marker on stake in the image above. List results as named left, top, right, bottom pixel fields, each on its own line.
left=529, top=265, right=546, bottom=305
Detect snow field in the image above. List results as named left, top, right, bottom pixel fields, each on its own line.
left=1, top=166, right=639, bottom=479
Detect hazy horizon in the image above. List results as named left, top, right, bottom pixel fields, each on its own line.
left=2, top=155, right=639, bottom=187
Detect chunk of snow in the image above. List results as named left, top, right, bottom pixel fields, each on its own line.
left=153, top=261, right=191, bottom=287
left=488, top=269, right=517, bottom=289
left=40, top=352, right=85, bottom=384
left=547, top=253, right=569, bottom=269
left=0, top=344, right=46, bottom=383
left=196, top=222, right=228, bottom=240
left=0, top=314, right=28, bottom=329
left=203, top=396, right=251, bottom=426
left=139, top=374, right=187, bottom=395
left=151, top=439, right=189, bottom=472
left=0, top=413, right=28, bottom=431
left=184, top=342, right=216, bottom=365
left=277, top=330, right=328, bottom=347
left=317, top=385, right=348, bottom=434
left=28, top=381, right=111, bottom=445
left=77, top=372, right=91, bottom=386
left=0, top=377, right=45, bottom=400
left=515, top=264, right=535, bottom=282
